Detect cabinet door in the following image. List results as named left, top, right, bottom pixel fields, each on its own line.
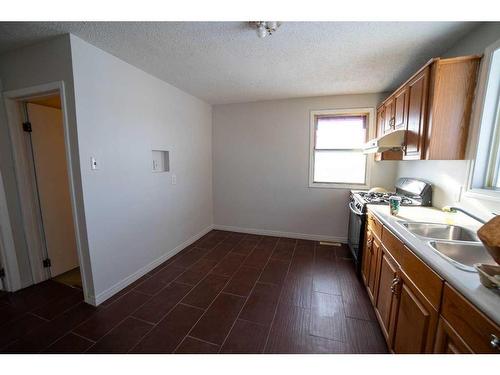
left=393, top=87, right=408, bottom=130
left=392, top=274, right=439, bottom=353
left=404, top=67, right=429, bottom=160
left=376, top=106, right=385, bottom=137
left=375, top=249, right=399, bottom=346
left=434, top=317, right=474, bottom=354
left=383, top=98, right=395, bottom=134
left=361, top=229, right=373, bottom=287
left=367, top=235, right=381, bottom=303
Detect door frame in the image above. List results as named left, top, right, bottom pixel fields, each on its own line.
left=2, top=81, right=91, bottom=298
left=0, top=169, right=22, bottom=291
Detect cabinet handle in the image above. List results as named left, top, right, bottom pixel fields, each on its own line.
left=391, top=276, right=401, bottom=295
left=491, top=334, right=500, bottom=351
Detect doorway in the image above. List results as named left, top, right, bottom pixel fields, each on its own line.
left=23, top=97, right=82, bottom=288
left=2, top=82, right=90, bottom=300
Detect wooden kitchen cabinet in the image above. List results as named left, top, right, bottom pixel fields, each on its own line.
left=434, top=284, right=500, bottom=354
left=404, top=67, right=429, bottom=160
left=361, top=227, right=380, bottom=304
left=391, top=271, right=439, bottom=353
left=362, top=209, right=500, bottom=354
left=434, top=317, right=474, bottom=354
left=376, top=106, right=385, bottom=137
left=361, top=228, right=373, bottom=288
left=362, top=209, right=444, bottom=353
left=375, top=55, right=481, bottom=160
left=374, top=248, right=400, bottom=347
left=383, top=97, right=395, bottom=134
left=393, top=87, right=408, bottom=130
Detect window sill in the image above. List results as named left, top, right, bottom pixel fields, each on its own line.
left=464, top=188, right=500, bottom=202
left=309, top=182, right=369, bottom=190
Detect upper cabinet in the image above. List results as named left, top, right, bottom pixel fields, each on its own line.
left=376, top=55, right=481, bottom=160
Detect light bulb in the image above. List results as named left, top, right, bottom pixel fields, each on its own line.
left=257, top=24, right=267, bottom=38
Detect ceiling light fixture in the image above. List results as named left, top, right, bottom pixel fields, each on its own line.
left=250, top=21, right=281, bottom=38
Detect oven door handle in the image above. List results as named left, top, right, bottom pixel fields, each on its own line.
left=349, top=202, right=364, bottom=217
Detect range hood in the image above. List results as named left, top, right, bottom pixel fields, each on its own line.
left=363, top=129, right=406, bottom=154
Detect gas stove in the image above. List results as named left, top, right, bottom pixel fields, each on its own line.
left=347, top=178, right=432, bottom=275
left=355, top=191, right=414, bottom=206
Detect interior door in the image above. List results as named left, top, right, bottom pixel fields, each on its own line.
left=27, top=103, right=79, bottom=277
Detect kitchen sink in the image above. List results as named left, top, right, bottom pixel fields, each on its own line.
left=429, top=241, right=496, bottom=272
left=401, top=222, right=479, bottom=242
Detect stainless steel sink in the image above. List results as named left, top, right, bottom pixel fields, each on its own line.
left=429, top=241, right=496, bottom=272
left=401, top=222, right=479, bottom=242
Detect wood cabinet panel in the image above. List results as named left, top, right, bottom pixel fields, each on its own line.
left=434, top=317, right=474, bottom=354
left=393, top=87, right=408, bottom=130
left=440, top=284, right=500, bottom=354
left=404, top=67, right=429, bottom=160
left=380, top=225, right=443, bottom=309
left=392, top=275, right=438, bottom=353
left=367, top=236, right=381, bottom=303
left=374, top=248, right=399, bottom=346
left=425, top=58, right=481, bottom=159
left=361, top=229, right=373, bottom=287
left=367, top=212, right=382, bottom=240
left=383, top=98, right=395, bottom=134
left=376, top=106, right=385, bottom=137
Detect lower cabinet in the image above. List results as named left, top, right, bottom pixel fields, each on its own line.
left=436, top=284, right=500, bottom=354
left=391, top=273, right=438, bottom=353
left=363, top=210, right=500, bottom=354
left=374, top=248, right=399, bottom=347
left=434, top=317, right=474, bottom=354
left=361, top=227, right=380, bottom=304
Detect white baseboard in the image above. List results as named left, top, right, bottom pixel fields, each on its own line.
left=213, top=224, right=347, bottom=243
left=88, top=224, right=214, bottom=306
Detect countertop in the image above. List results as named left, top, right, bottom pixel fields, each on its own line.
left=367, top=205, right=500, bottom=326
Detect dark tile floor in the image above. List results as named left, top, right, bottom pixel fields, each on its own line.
left=0, top=230, right=388, bottom=354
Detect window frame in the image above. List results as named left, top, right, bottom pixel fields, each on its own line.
left=465, top=38, right=500, bottom=202
left=308, top=108, right=375, bottom=189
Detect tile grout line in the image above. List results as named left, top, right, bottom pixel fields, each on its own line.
left=129, top=231, right=246, bottom=353
left=175, top=234, right=265, bottom=353
left=216, top=237, right=281, bottom=353
left=261, top=238, right=300, bottom=353
left=80, top=232, right=232, bottom=351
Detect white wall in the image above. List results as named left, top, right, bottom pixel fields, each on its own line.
left=395, top=22, right=500, bottom=220
left=213, top=94, right=398, bottom=241
left=70, top=35, right=213, bottom=302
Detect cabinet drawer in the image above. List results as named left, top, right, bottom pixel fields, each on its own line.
left=441, top=284, right=500, bottom=354
left=367, top=211, right=383, bottom=239
left=381, top=228, right=443, bottom=309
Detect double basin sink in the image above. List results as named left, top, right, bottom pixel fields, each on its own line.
left=398, top=222, right=494, bottom=272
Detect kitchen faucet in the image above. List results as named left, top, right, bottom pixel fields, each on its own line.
left=442, top=206, right=487, bottom=224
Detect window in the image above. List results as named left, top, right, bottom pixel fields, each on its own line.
left=309, top=108, right=373, bottom=188
left=468, top=39, right=500, bottom=200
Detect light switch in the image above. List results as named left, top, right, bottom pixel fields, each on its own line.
left=171, top=174, right=177, bottom=185
left=90, top=157, right=99, bottom=170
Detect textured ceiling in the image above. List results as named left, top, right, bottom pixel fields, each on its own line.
left=0, top=22, right=482, bottom=104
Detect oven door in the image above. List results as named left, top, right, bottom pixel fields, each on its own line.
left=347, top=200, right=366, bottom=273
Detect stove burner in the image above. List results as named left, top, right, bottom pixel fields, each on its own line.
left=357, top=192, right=413, bottom=205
